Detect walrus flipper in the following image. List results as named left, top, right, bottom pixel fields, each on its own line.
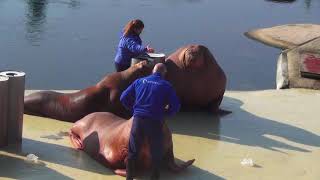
left=114, top=169, right=127, bottom=177
left=69, top=130, right=84, bottom=150
left=165, top=148, right=195, bottom=172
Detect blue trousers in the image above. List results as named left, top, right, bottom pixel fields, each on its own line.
left=128, top=116, right=163, bottom=169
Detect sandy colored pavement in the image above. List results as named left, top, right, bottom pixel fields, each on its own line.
left=1, top=89, right=320, bottom=180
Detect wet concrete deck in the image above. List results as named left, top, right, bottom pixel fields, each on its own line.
left=1, top=89, right=320, bottom=180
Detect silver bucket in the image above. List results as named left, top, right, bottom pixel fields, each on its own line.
left=131, top=53, right=166, bottom=67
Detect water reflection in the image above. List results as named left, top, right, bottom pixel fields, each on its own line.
left=2, top=0, right=319, bottom=89
left=305, top=0, right=312, bottom=9
left=24, top=0, right=80, bottom=46
left=185, top=0, right=202, bottom=3
left=265, top=0, right=296, bottom=4
left=161, top=0, right=203, bottom=6
left=265, top=0, right=315, bottom=10
left=51, top=0, right=80, bottom=8
left=25, top=0, right=48, bottom=46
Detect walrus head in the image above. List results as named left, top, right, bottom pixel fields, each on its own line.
left=178, top=45, right=211, bottom=70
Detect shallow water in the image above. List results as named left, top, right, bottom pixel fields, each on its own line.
left=1, top=0, right=320, bottom=90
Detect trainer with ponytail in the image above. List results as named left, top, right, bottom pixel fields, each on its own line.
left=114, top=19, right=154, bottom=72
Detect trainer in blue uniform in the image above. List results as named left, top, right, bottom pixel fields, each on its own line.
left=114, top=19, right=154, bottom=72
left=120, top=63, right=180, bottom=180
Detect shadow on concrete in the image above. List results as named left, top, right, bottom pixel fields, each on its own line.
left=136, top=158, right=225, bottom=180
left=160, top=162, right=225, bottom=180
left=2, top=138, right=113, bottom=176
left=1, top=137, right=224, bottom=179
left=170, top=96, right=320, bottom=153
left=40, top=131, right=69, bottom=140
left=0, top=153, right=72, bottom=179
left=168, top=111, right=221, bottom=140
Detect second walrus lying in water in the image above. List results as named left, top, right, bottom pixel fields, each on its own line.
left=69, top=112, right=195, bottom=177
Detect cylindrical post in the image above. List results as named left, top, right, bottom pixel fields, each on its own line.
left=0, top=75, right=9, bottom=147
left=0, top=71, right=26, bottom=144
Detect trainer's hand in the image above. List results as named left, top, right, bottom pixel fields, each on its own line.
left=146, top=45, right=155, bottom=53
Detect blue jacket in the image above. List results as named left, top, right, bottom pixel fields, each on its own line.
left=114, top=33, right=147, bottom=66
left=120, top=73, right=181, bottom=121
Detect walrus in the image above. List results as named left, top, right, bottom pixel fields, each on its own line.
left=69, top=112, right=195, bottom=177
left=24, top=61, right=152, bottom=122
left=165, top=44, right=226, bottom=112
left=24, top=44, right=228, bottom=122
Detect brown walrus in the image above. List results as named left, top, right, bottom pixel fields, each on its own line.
left=165, top=45, right=226, bottom=112
left=24, top=44, right=228, bottom=122
left=69, top=112, right=195, bottom=177
left=24, top=61, right=152, bottom=122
